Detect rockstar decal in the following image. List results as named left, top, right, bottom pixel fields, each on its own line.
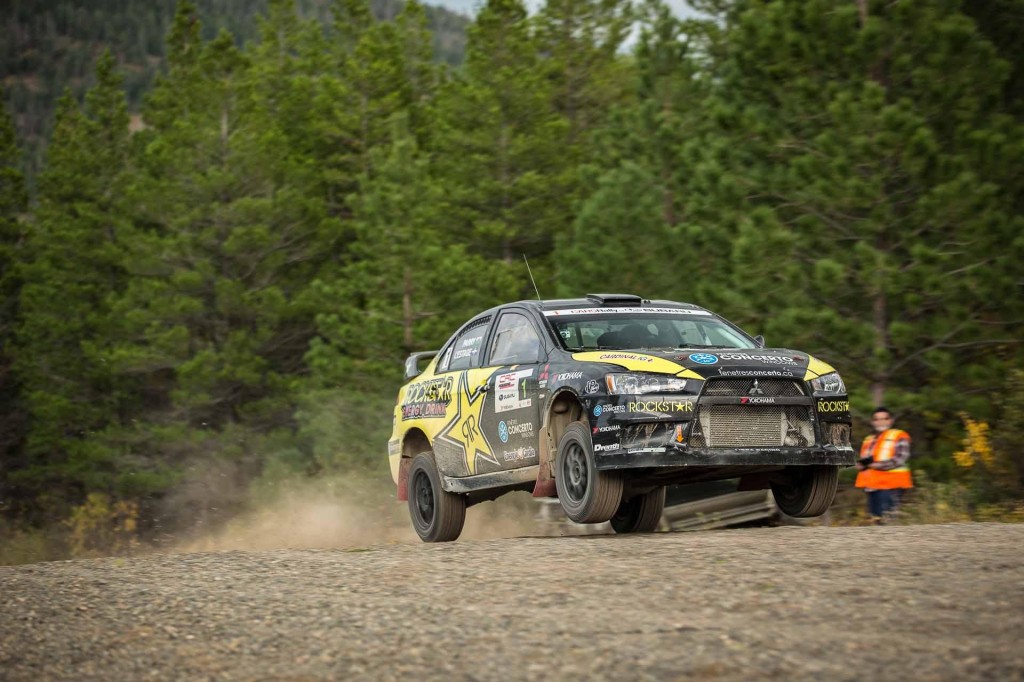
left=437, top=371, right=498, bottom=475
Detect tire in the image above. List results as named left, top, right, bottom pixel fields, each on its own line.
left=610, top=486, right=666, bottom=534
left=407, top=452, right=466, bottom=542
left=771, top=465, right=839, bottom=518
left=555, top=421, right=623, bottom=524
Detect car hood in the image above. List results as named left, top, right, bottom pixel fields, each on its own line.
left=569, top=348, right=837, bottom=381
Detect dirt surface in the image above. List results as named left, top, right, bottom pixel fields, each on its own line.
left=2, top=523, right=1023, bottom=681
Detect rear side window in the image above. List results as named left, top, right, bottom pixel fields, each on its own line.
left=442, top=317, right=491, bottom=371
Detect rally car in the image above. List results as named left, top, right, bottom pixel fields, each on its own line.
left=389, top=294, right=855, bottom=542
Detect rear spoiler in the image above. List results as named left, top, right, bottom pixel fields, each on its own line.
left=404, top=350, right=439, bottom=380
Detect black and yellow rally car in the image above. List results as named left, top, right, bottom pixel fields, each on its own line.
left=389, top=294, right=855, bottom=542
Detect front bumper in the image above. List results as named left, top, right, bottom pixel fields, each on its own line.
left=593, top=444, right=856, bottom=470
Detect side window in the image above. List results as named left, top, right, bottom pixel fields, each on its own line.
left=489, top=312, right=542, bottom=366
left=445, top=318, right=490, bottom=371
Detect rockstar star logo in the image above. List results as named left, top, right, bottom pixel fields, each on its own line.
left=437, top=371, right=497, bottom=475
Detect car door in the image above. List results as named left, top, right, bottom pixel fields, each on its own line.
left=431, top=316, right=499, bottom=478
left=478, top=310, right=544, bottom=471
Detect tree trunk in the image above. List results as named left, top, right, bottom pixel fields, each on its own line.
left=872, top=286, right=887, bottom=406
left=402, top=266, right=414, bottom=351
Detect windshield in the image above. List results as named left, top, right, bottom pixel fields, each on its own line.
left=543, top=308, right=757, bottom=352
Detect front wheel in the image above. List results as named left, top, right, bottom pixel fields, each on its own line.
left=771, top=465, right=839, bottom=517
left=555, top=422, right=623, bottom=524
left=408, top=452, right=466, bottom=542
left=610, top=487, right=666, bottom=534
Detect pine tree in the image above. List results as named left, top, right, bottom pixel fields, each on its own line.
left=557, top=2, right=720, bottom=302
left=691, top=0, right=1024, bottom=448
left=307, top=116, right=519, bottom=388
left=534, top=0, right=633, bottom=149
left=12, top=51, right=131, bottom=520
left=0, top=90, right=28, bottom=515
left=433, top=0, right=568, bottom=277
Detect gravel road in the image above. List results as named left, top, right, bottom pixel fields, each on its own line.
left=2, top=523, right=1023, bottom=681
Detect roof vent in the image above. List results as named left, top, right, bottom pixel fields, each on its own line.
left=585, top=293, right=644, bottom=306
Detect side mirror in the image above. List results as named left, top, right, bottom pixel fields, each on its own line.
left=753, top=335, right=766, bottom=348
left=404, top=350, right=439, bottom=380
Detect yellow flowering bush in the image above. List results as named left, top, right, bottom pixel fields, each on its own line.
left=66, top=493, right=140, bottom=558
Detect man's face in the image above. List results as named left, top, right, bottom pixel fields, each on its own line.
left=872, top=412, right=894, bottom=433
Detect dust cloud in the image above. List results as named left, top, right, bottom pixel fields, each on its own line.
left=172, top=477, right=570, bottom=554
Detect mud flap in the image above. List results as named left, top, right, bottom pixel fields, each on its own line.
left=397, top=457, right=412, bottom=501
left=532, top=431, right=557, bottom=498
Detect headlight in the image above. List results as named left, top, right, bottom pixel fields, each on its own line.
left=605, top=373, right=688, bottom=395
left=810, top=371, right=846, bottom=394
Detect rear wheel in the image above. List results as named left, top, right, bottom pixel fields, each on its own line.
left=555, top=422, right=623, bottom=524
left=771, top=465, right=839, bottom=517
left=610, top=486, right=666, bottom=534
left=408, top=452, right=466, bottom=542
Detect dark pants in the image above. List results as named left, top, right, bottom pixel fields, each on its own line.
left=867, top=489, right=900, bottom=518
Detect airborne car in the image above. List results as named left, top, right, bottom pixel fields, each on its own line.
left=389, top=294, right=855, bottom=542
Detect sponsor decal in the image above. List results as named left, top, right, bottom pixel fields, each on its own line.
left=817, top=399, right=850, bottom=413
left=592, top=424, right=622, bottom=434
left=598, top=353, right=655, bottom=364
left=495, top=369, right=534, bottom=413
left=402, top=402, right=448, bottom=419
left=461, top=336, right=481, bottom=347
left=499, top=418, right=534, bottom=442
left=401, top=376, right=454, bottom=420
left=719, top=352, right=797, bottom=366
left=453, top=348, right=475, bottom=360
left=593, top=443, right=620, bottom=452
left=544, top=308, right=711, bottom=316
left=501, top=446, right=537, bottom=463
left=594, top=403, right=626, bottom=417
left=628, top=400, right=694, bottom=413
left=719, top=368, right=794, bottom=377
left=626, top=447, right=664, bottom=454
left=403, top=376, right=454, bottom=405
left=740, top=397, right=776, bottom=405
left=689, top=353, right=719, bottom=365
left=388, top=440, right=400, bottom=456
left=538, top=363, right=549, bottom=389
left=554, top=371, right=584, bottom=382
left=584, top=379, right=601, bottom=394
left=436, top=372, right=496, bottom=475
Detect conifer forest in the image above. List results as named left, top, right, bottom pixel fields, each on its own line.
left=1, top=0, right=1023, bottom=560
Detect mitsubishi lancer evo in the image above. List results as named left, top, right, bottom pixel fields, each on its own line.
left=388, top=294, right=855, bottom=542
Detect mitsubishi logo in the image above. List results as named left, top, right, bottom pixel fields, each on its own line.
left=748, top=379, right=765, bottom=396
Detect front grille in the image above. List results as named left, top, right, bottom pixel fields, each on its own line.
left=825, top=423, right=851, bottom=447
left=701, top=378, right=805, bottom=397
left=689, top=406, right=814, bottom=448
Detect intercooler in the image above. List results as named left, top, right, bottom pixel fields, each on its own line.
left=689, top=378, right=815, bottom=448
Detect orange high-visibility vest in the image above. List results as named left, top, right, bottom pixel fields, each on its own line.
left=855, top=429, right=913, bottom=489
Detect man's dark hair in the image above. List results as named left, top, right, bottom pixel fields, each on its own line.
left=872, top=406, right=893, bottom=418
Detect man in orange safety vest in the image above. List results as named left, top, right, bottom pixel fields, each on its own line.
left=855, top=406, right=913, bottom=523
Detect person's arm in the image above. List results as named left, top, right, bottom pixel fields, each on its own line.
left=872, top=436, right=910, bottom=470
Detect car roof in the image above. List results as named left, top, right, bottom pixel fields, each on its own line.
left=505, top=294, right=709, bottom=314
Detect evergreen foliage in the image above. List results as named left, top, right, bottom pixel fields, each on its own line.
left=0, top=92, right=28, bottom=514
left=1, top=0, right=1022, bottom=552
left=1, top=0, right=470, bottom=180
